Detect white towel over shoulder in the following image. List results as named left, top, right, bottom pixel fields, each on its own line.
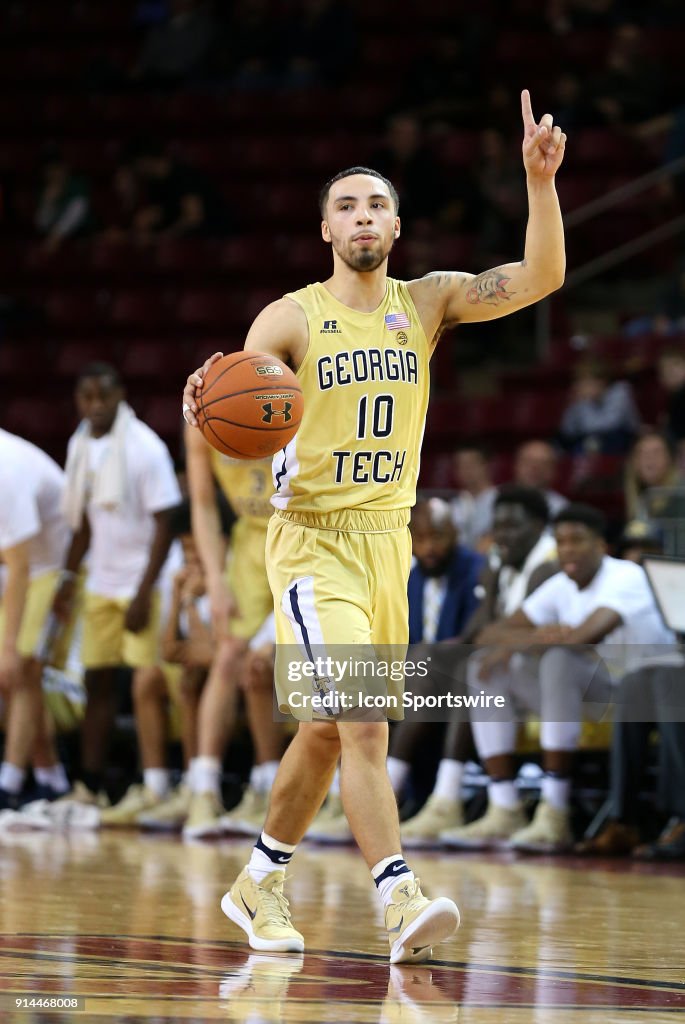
left=62, top=402, right=135, bottom=530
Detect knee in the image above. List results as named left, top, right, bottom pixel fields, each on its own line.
left=338, top=721, right=389, bottom=761
left=133, top=666, right=165, bottom=702
left=241, top=648, right=274, bottom=694
left=298, top=720, right=341, bottom=755
left=212, top=637, right=247, bottom=680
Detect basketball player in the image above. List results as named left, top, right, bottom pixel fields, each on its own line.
left=183, top=424, right=282, bottom=838
left=0, top=429, right=70, bottom=809
left=182, top=91, right=566, bottom=962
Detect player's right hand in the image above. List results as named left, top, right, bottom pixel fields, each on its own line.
left=182, top=351, right=224, bottom=427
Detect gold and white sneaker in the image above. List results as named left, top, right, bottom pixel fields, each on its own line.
left=219, top=952, right=304, bottom=1021
left=440, top=803, right=527, bottom=850
left=221, top=866, right=305, bottom=952
left=509, top=801, right=573, bottom=853
left=221, top=786, right=268, bottom=837
left=138, top=784, right=191, bottom=831
left=182, top=790, right=225, bottom=840
left=385, top=878, right=460, bottom=965
left=401, top=796, right=463, bottom=849
left=99, top=784, right=162, bottom=827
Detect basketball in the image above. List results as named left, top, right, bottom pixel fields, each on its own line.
left=197, top=351, right=303, bottom=459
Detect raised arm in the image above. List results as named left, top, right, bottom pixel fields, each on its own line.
left=409, top=89, right=566, bottom=338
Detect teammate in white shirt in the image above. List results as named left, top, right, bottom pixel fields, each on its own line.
left=443, top=502, right=675, bottom=854
left=0, top=430, right=70, bottom=808
left=53, top=363, right=181, bottom=806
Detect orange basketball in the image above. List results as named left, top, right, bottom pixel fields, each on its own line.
left=197, top=351, right=303, bottom=459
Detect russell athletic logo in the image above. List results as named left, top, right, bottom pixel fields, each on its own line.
left=321, top=319, right=342, bottom=334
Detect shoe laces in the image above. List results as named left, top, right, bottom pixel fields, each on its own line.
left=260, top=878, right=293, bottom=927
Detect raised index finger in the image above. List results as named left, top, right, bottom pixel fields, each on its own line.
left=521, top=88, right=536, bottom=130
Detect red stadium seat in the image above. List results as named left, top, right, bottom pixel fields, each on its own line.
left=176, top=289, right=239, bottom=328
left=55, top=341, right=116, bottom=378
left=109, top=289, right=175, bottom=328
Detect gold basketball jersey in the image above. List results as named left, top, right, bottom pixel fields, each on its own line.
left=209, top=449, right=273, bottom=522
left=274, top=279, right=430, bottom=515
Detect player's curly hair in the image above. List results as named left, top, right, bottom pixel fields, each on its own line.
left=318, top=167, right=400, bottom=217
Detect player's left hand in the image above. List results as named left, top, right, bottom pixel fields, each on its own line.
left=182, top=351, right=224, bottom=427
left=521, top=89, right=566, bottom=181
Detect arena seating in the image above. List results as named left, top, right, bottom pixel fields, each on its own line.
left=1, top=0, right=683, bottom=529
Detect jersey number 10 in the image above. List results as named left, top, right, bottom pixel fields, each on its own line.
left=356, top=394, right=394, bottom=440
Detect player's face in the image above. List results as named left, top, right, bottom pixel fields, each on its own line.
left=76, top=375, right=123, bottom=437
left=322, top=175, right=399, bottom=272
left=493, top=503, right=540, bottom=568
left=554, top=522, right=604, bottom=587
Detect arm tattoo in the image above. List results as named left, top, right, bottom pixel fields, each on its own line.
left=465, top=269, right=515, bottom=306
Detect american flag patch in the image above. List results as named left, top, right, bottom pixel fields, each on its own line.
left=385, top=312, right=410, bottom=330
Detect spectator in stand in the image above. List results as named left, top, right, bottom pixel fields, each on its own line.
left=34, top=148, right=92, bottom=252
left=128, top=141, right=233, bottom=240
left=575, top=523, right=685, bottom=861
left=658, top=349, right=685, bottom=457
left=559, top=360, right=641, bottom=454
left=450, top=446, right=498, bottom=552
left=131, top=0, right=215, bottom=88
left=370, top=114, right=449, bottom=231
left=624, top=430, right=685, bottom=524
left=212, top=0, right=279, bottom=90
left=397, top=486, right=558, bottom=848
left=51, top=362, right=181, bottom=815
left=280, top=0, right=358, bottom=87
left=583, top=23, right=664, bottom=128
left=442, top=503, right=674, bottom=854
left=512, top=440, right=568, bottom=517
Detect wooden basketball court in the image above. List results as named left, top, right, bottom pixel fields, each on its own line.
left=1, top=830, right=683, bottom=1022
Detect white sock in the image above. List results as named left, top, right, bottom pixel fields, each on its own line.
left=249, top=764, right=261, bottom=790
left=0, top=762, right=26, bottom=795
left=258, top=760, right=279, bottom=793
left=372, top=854, right=415, bottom=907
left=433, top=759, right=464, bottom=801
left=489, top=780, right=520, bottom=810
left=386, top=757, right=411, bottom=797
left=541, top=774, right=571, bottom=811
left=187, top=758, right=200, bottom=789
left=329, top=766, right=341, bottom=796
left=143, top=768, right=170, bottom=798
left=248, top=831, right=296, bottom=883
left=192, top=756, right=221, bottom=796
left=34, top=764, right=70, bottom=794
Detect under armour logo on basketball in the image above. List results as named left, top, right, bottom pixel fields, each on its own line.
left=261, top=401, right=293, bottom=424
